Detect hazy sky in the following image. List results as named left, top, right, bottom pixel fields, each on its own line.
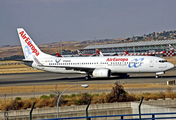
left=1, top=0, right=176, bottom=46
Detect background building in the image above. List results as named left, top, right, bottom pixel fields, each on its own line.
left=80, top=39, right=176, bottom=55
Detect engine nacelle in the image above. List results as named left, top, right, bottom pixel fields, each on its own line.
left=92, top=68, right=111, bottom=78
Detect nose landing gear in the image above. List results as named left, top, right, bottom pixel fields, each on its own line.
left=155, top=71, right=165, bottom=78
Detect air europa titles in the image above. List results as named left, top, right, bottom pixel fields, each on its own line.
left=106, top=58, right=128, bottom=62
left=19, top=31, right=39, bottom=56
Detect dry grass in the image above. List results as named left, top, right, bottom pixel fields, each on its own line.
left=0, top=64, right=43, bottom=73
left=0, top=84, right=112, bottom=94
left=0, top=83, right=170, bottom=94
left=131, top=91, right=176, bottom=101
left=123, top=83, right=169, bottom=89
left=0, top=60, right=22, bottom=63
left=0, top=82, right=176, bottom=111
left=1, top=91, right=176, bottom=111
left=164, top=57, right=176, bottom=65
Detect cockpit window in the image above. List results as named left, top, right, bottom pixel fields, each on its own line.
left=159, top=60, right=167, bottom=63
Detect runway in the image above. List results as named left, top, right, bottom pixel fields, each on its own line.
left=1, top=69, right=176, bottom=99
left=0, top=72, right=85, bottom=86
left=0, top=68, right=176, bottom=86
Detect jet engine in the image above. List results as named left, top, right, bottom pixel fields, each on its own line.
left=92, top=68, right=111, bottom=78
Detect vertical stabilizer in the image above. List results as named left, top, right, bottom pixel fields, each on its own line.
left=17, top=28, right=53, bottom=60
left=99, top=51, right=104, bottom=57
left=169, top=44, right=175, bottom=51
left=125, top=50, right=129, bottom=54
left=77, top=50, right=82, bottom=56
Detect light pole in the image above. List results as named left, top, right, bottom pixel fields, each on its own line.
left=60, top=40, right=62, bottom=55
left=57, top=84, right=89, bottom=118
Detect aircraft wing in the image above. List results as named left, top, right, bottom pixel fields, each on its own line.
left=56, top=65, right=95, bottom=72
left=22, top=59, right=33, bottom=62
left=33, top=56, right=95, bottom=72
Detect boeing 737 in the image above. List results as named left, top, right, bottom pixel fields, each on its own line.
left=17, top=28, right=174, bottom=80
left=55, top=49, right=101, bottom=57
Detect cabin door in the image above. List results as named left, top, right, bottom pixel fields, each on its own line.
left=149, top=59, right=154, bottom=67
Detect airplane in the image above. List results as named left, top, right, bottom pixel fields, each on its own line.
left=162, top=44, right=175, bottom=57
left=77, top=49, right=101, bottom=56
left=17, top=28, right=175, bottom=80
left=56, top=52, right=62, bottom=57
left=119, top=50, right=166, bottom=56
left=96, top=49, right=166, bottom=57
left=169, top=44, right=176, bottom=51
left=56, top=49, right=102, bottom=57
left=55, top=52, right=74, bottom=57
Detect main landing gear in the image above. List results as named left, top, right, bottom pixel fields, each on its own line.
left=85, top=73, right=91, bottom=80
left=85, top=75, right=91, bottom=80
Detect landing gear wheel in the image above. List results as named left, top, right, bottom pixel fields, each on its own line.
left=85, top=76, right=91, bottom=81
left=155, top=75, right=159, bottom=78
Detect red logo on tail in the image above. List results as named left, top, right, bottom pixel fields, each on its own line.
left=19, top=31, right=39, bottom=56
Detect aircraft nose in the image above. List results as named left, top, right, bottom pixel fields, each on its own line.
left=168, top=62, right=175, bottom=70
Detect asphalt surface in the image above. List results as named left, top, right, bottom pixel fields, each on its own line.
left=0, top=68, right=176, bottom=99
left=0, top=72, right=85, bottom=86
left=0, top=68, right=176, bottom=86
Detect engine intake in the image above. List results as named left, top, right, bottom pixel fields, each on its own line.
left=92, top=68, right=111, bottom=78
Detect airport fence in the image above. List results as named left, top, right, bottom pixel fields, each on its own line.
left=1, top=78, right=176, bottom=119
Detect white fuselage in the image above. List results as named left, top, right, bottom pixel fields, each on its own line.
left=31, top=56, right=174, bottom=74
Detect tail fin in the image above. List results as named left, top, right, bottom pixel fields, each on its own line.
left=56, top=52, right=62, bottom=57
left=77, top=50, right=82, bottom=56
left=17, top=28, right=53, bottom=60
left=99, top=51, right=104, bottom=57
left=96, top=48, right=100, bottom=54
left=125, top=50, right=129, bottom=54
left=169, top=44, right=175, bottom=51
left=95, top=48, right=103, bottom=56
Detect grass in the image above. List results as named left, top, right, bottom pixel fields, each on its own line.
left=1, top=91, right=176, bottom=111
left=0, top=82, right=176, bottom=111
left=0, top=64, right=43, bottom=73
left=0, top=84, right=112, bottom=94
left=0, top=83, right=171, bottom=94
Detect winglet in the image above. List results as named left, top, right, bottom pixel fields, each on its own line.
left=56, top=52, right=62, bottom=57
